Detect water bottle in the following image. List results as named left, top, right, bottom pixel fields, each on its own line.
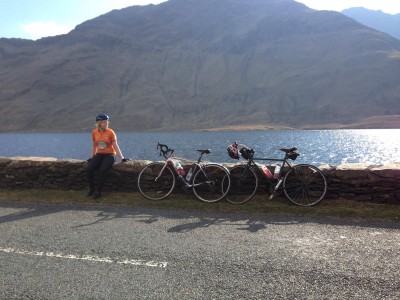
left=186, top=167, right=193, bottom=181
left=175, top=161, right=186, bottom=176
left=262, top=165, right=273, bottom=179
left=273, top=163, right=281, bottom=179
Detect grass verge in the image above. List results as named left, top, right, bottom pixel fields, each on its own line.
left=0, top=188, right=399, bottom=222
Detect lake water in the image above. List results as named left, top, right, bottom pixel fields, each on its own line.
left=0, top=129, right=399, bottom=166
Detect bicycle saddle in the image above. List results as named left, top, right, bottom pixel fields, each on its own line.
left=197, top=149, right=211, bottom=154
left=279, top=147, right=297, bottom=153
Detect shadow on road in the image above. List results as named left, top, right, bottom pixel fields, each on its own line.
left=0, top=201, right=398, bottom=232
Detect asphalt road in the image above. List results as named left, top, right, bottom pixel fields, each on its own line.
left=0, top=201, right=399, bottom=300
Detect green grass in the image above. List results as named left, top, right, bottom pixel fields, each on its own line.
left=0, top=188, right=399, bottom=222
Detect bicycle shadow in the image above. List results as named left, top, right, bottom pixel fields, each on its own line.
left=166, top=214, right=268, bottom=233
left=0, top=201, right=398, bottom=233
left=0, top=200, right=290, bottom=233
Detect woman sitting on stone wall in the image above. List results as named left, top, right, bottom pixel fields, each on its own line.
left=86, top=113, right=129, bottom=199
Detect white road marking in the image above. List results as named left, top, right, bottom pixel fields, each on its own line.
left=0, top=247, right=168, bottom=268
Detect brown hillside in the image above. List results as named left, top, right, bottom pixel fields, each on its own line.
left=0, top=0, right=399, bottom=132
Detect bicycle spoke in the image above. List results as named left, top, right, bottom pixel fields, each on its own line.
left=226, top=165, right=258, bottom=205
left=192, top=164, right=230, bottom=203
left=137, top=162, right=175, bottom=200
left=283, top=164, right=327, bottom=206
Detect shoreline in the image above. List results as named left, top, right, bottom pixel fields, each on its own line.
left=1, top=126, right=400, bottom=133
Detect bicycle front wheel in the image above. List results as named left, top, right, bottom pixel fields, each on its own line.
left=226, top=165, right=258, bottom=205
left=192, top=164, right=230, bottom=203
left=283, top=164, right=327, bottom=207
left=137, top=162, right=175, bottom=200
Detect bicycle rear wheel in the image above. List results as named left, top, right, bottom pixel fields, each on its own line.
left=226, top=165, right=258, bottom=205
left=137, top=162, right=175, bottom=200
left=192, top=164, right=230, bottom=203
left=283, top=164, right=327, bottom=207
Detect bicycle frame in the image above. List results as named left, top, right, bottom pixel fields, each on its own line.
left=155, top=142, right=217, bottom=188
left=252, top=156, right=291, bottom=179
left=240, top=153, right=295, bottom=198
left=159, top=159, right=202, bottom=188
left=138, top=142, right=231, bottom=203
left=227, top=142, right=326, bottom=206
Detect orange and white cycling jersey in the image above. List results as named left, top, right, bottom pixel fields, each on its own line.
left=92, top=128, right=117, bottom=155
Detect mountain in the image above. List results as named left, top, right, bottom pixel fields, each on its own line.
left=342, top=7, right=400, bottom=40
left=1, top=0, right=400, bottom=132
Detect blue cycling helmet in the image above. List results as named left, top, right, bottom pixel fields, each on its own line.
left=96, top=113, right=109, bottom=121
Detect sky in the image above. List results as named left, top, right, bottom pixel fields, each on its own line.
left=0, top=0, right=399, bottom=40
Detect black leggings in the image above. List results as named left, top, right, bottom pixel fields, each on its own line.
left=87, top=154, right=116, bottom=192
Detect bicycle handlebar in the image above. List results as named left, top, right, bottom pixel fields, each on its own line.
left=157, top=141, right=174, bottom=159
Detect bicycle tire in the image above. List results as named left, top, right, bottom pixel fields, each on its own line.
left=225, top=165, right=258, bottom=205
left=283, top=164, right=327, bottom=207
left=137, top=162, right=175, bottom=200
left=192, top=163, right=230, bottom=203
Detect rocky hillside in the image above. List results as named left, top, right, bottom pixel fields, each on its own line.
left=342, top=7, right=400, bottom=40
left=0, top=0, right=400, bottom=132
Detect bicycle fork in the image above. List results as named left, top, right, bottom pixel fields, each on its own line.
left=269, top=178, right=283, bottom=200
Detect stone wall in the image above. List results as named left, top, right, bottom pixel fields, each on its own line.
left=320, top=163, right=400, bottom=203
left=0, top=157, right=399, bottom=204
